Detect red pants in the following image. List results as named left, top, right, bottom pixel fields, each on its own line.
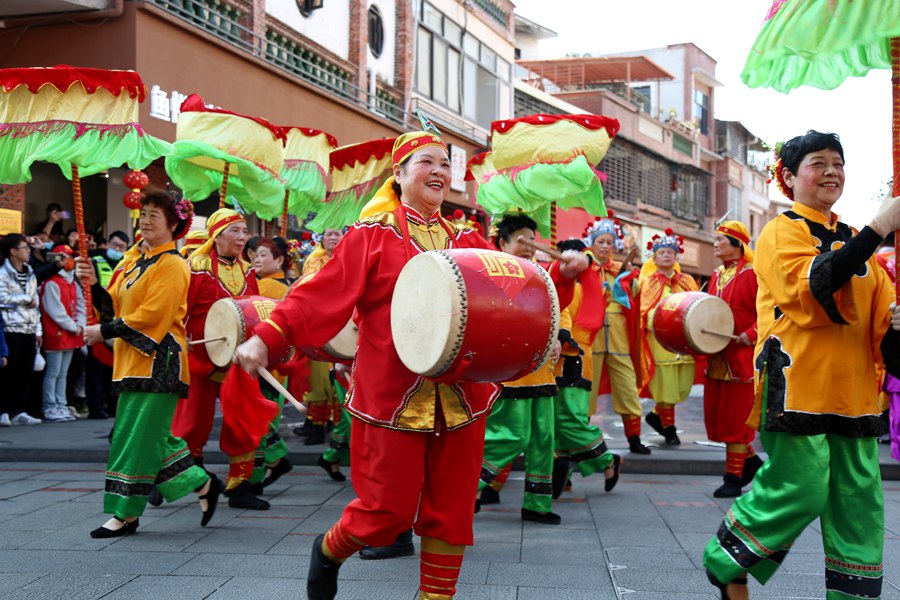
left=172, top=374, right=222, bottom=457
left=337, top=416, right=486, bottom=548
left=703, top=378, right=755, bottom=445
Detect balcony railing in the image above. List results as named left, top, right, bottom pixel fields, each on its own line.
left=145, top=0, right=405, bottom=127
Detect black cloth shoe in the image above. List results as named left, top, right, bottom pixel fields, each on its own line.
left=249, top=482, right=264, bottom=496
left=88, top=409, right=109, bottom=419
left=359, top=529, right=415, bottom=560
left=706, top=568, right=748, bottom=600
left=740, top=455, right=764, bottom=486
left=90, top=517, right=139, bottom=539
left=199, top=473, right=223, bottom=526
left=147, top=485, right=163, bottom=507
left=308, top=533, right=341, bottom=600
left=662, top=425, right=681, bottom=445
left=714, top=473, right=744, bottom=499
left=604, top=454, right=622, bottom=493
left=304, top=425, right=327, bottom=446
left=521, top=508, right=561, bottom=525
left=293, top=420, right=315, bottom=437
left=225, top=481, right=270, bottom=510
left=317, top=456, right=346, bottom=482
left=261, top=458, right=293, bottom=488
left=551, top=457, right=572, bottom=500
left=480, top=486, right=501, bottom=505
left=645, top=411, right=664, bottom=435
left=627, top=435, right=652, bottom=455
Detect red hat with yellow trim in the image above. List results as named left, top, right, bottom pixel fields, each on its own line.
left=391, top=131, right=447, bottom=166
left=715, top=220, right=755, bottom=262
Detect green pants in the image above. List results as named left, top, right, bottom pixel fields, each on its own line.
left=322, top=380, right=350, bottom=465
left=104, top=391, right=209, bottom=517
left=703, top=429, right=884, bottom=598
left=554, top=386, right=614, bottom=476
left=478, top=395, right=554, bottom=513
left=250, top=385, right=291, bottom=484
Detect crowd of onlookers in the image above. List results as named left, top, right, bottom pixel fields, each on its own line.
left=0, top=204, right=127, bottom=426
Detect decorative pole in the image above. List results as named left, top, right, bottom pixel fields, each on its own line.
left=550, top=200, right=558, bottom=246
left=71, top=164, right=94, bottom=323
left=220, top=161, right=230, bottom=209
left=281, top=189, right=290, bottom=237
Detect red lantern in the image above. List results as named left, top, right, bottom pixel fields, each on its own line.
left=122, top=190, right=143, bottom=210
left=124, top=169, right=149, bottom=190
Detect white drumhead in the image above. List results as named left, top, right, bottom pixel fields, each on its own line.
left=323, top=319, right=358, bottom=360
left=683, top=295, right=734, bottom=354
left=204, top=298, right=244, bottom=367
left=391, top=252, right=463, bottom=377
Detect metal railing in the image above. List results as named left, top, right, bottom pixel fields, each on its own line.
left=145, top=0, right=406, bottom=127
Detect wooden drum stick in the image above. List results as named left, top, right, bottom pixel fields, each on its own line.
left=516, top=236, right=562, bottom=260
left=701, top=328, right=740, bottom=341
left=257, top=366, right=307, bottom=417
left=188, top=336, right=227, bottom=346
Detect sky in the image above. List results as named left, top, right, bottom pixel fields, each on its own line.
left=512, top=0, right=893, bottom=228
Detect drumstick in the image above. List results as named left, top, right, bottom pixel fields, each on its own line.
left=188, top=336, right=227, bottom=346
left=257, top=366, right=307, bottom=417
left=701, top=328, right=740, bottom=341
left=517, top=236, right=563, bottom=260
left=615, top=246, right=639, bottom=277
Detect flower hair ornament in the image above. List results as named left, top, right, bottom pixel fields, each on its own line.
left=286, top=239, right=304, bottom=265
left=765, top=141, right=792, bottom=200
left=173, top=198, right=195, bottom=240
left=582, top=210, right=625, bottom=251
left=645, top=227, right=684, bottom=258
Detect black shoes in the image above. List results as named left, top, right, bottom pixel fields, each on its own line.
left=359, top=529, right=415, bottom=559
left=740, top=455, right=764, bottom=486
left=147, top=485, right=164, bottom=507
left=604, top=454, right=622, bottom=493
left=662, top=425, right=681, bottom=445
left=706, top=568, right=748, bottom=600
left=627, top=435, right=652, bottom=455
left=90, top=517, right=139, bottom=539
left=521, top=508, right=561, bottom=525
left=317, top=456, right=346, bottom=482
left=88, top=410, right=109, bottom=419
left=199, top=473, right=223, bottom=526
left=713, top=473, right=744, bottom=499
left=308, top=533, right=342, bottom=600
left=480, top=486, right=501, bottom=505
left=551, top=458, right=572, bottom=499
left=303, top=424, right=327, bottom=446
left=645, top=411, right=664, bottom=435
left=225, top=481, right=270, bottom=510
left=262, top=458, right=293, bottom=488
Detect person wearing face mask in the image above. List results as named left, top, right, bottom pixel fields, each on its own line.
left=584, top=214, right=654, bottom=456
left=639, top=229, right=699, bottom=446
left=170, top=208, right=265, bottom=510
left=39, top=244, right=85, bottom=422
left=232, top=130, right=590, bottom=600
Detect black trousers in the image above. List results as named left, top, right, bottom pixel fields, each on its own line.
left=0, top=332, right=37, bottom=416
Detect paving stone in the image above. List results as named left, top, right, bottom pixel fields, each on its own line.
left=172, top=552, right=310, bottom=578
left=0, top=549, right=195, bottom=575
left=486, top=561, right=610, bottom=589
left=517, top=587, right=624, bottom=600
left=606, top=546, right=696, bottom=571
left=0, top=573, right=136, bottom=600
left=100, top=574, right=229, bottom=599
left=611, top=567, right=713, bottom=594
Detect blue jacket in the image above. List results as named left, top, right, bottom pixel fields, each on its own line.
left=0, top=312, right=8, bottom=360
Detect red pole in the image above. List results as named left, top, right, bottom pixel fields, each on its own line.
left=220, top=162, right=230, bottom=209
left=892, top=38, right=900, bottom=296
left=281, top=189, right=289, bottom=237
left=71, top=164, right=94, bottom=326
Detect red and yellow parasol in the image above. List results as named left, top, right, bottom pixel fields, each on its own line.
left=277, top=127, right=337, bottom=236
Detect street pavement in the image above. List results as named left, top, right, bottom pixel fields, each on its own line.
left=2, top=387, right=900, bottom=599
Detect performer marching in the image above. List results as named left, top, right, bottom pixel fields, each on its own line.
left=81, top=191, right=221, bottom=537
left=703, top=220, right=763, bottom=498
left=703, top=131, right=900, bottom=600
left=476, top=213, right=563, bottom=525
left=640, top=229, right=699, bottom=445
left=170, top=208, right=267, bottom=510
left=233, top=130, right=589, bottom=600
left=584, top=215, right=653, bottom=455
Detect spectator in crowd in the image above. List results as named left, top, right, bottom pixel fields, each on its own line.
left=40, top=245, right=86, bottom=422
left=0, top=234, right=43, bottom=426
left=37, top=203, right=66, bottom=243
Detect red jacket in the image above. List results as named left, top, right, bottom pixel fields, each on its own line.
left=40, top=272, right=84, bottom=351
left=707, top=258, right=758, bottom=382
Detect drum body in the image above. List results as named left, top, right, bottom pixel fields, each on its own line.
left=297, top=319, right=358, bottom=364
left=204, top=295, right=285, bottom=368
left=391, top=249, right=560, bottom=383
left=651, top=291, right=734, bottom=355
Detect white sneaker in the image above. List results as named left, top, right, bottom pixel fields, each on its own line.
left=43, top=409, right=67, bottom=423
left=11, top=412, right=41, bottom=425
left=67, top=406, right=80, bottom=420
left=0, top=413, right=10, bottom=427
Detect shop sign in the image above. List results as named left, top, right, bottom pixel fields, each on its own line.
left=449, top=144, right=467, bottom=193
left=0, top=208, right=22, bottom=235
left=148, top=85, right=189, bottom=124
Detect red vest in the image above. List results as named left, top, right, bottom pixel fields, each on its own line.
left=41, top=273, right=83, bottom=351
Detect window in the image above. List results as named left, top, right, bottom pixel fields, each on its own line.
left=728, top=184, right=743, bottom=218
left=416, top=27, right=432, bottom=97
left=693, top=89, right=710, bottom=135
left=368, top=5, right=384, bottom=59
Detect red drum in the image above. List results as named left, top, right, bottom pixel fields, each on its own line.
left=651, top=291, right=734, bottom=355
left=297, top=319, right=358, bottom=364
left=204, top=295, right=290, bottom=368
left=391, top=249, right=560, bottom=383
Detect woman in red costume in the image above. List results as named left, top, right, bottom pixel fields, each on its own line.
left=233, top=130, right=588, bottom=600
